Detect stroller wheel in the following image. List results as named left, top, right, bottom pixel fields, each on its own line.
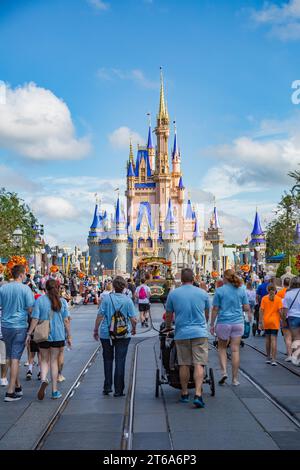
left=209, top=368, right=215, bottom=397
left=155, top=369, right=160, bottom=398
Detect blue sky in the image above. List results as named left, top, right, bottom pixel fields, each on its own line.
left=0, top=0, right=299, bottom=248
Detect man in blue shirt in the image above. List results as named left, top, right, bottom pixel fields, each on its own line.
left=165, top=268, right=210, bottom=409
left=0, top=264, right=34, bottom=402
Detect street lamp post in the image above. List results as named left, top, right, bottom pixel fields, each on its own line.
left=101, top=264, right=104, bottom=283
left=12, top=228, right=23, bottom=255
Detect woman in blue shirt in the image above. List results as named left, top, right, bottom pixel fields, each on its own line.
left=94, top=276, right=137, bottom=397
left=210, top=270, right=250, bottom=386
left=27, top=280, right=71, bottom=400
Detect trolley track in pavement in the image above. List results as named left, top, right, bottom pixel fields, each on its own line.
left=244, top=341, right=300, bottom=379
left=209, top=340, right=300, bottom=431
left=33, top=344, right=102, bottom=450
left=121, top=313, right=174, bottom=450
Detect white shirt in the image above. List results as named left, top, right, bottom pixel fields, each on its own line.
left=283, top=289, right=300, bottom=318
left=135, top=284, right=151, bottom=304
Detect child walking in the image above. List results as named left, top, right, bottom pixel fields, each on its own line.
left=259, top=285, right=283, bottom=366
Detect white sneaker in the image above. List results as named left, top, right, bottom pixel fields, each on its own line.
left=285, top=356, right=293, bottom=362
left=232, top=380, right=240, bottom=386
left=271, top=361, right=277, bottom=366
left=0, top=378, right=8, bottom=386
left=291, top=356, right=300, bottom=366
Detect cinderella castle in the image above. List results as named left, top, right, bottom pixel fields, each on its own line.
left=88, top=70, right=225, bottom=275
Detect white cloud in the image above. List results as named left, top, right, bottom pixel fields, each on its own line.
left=108, top=126, right=145, bottom=149
left=87, top=0, right=110, bottom=11
left=31, top=197, right=79, bottom=220
left=203, top=115, right=300, bottom=188
left=252, top=0, right=300, bottom=40
left=0, top=164, right=39, bottom=192
left=97, top=68, right=158, bottom=89
left=0, top=82, right=91, bottom=160
left=202, top=165, right=263, bottom=199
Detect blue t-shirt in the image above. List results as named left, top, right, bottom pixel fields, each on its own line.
left=165, top=285, right=209, bottom=340
left=0, top=282, right=35, bottom=329
left=98, top=292, right=137, bottom=339
left=32, top=295, right=69, bottom=342
left=213, top=284, right=249, bottom=324
left=257, top=282, right=269, bottom=299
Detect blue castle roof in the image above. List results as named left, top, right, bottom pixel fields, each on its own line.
left=172, top=130, right=179, bottom=160
left=185, top=199, right=193, bottom=219
left=250, top=211, right=265, bottom=244
left=115, top=197, right=125, bottom=225
left=251, top=211, right=263, bottom=236
left=178, top=176, right=184, bottom=189
left=91, top=204, right=101, bottom=229
left=165, top=198, right=176, bottom=224
left=213, top=206, right=221, bottom=229
left=127, top=161, right=134, bottom=177
left=135, top=149, right=152, bottom=178
left=147, top=125, right=154, bottom=149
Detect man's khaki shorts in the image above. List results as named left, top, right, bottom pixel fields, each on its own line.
left=175, top=338, right=208, bottom=366
left=0, top=340, right=6, bottom=365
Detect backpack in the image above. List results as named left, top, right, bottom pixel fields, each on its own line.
left=109, top=294, right=128, bottom=340
left=138, top=285, right=147, bottom=300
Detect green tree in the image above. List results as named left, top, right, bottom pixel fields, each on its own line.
left=0, top=188, right=38, bottom=259
left=288, top=166, right=300, bottom=194
left=266, top=192, right=299, bottom=259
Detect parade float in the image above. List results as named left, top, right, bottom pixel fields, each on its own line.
left=136, top=257, right=174, bottom=302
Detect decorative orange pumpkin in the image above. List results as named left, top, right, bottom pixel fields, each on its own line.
left=211, top=271, right=219, bottom=278
left=78, top=272, right=85, bottom=279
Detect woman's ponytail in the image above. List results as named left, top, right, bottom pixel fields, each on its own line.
left=267, top=284, right=276, bottom=301
left=224, top=269, right=242, bottom=288
left=46, top=279, right=62, bottom=312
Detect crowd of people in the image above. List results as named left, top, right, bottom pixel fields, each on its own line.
left=1, top=263, right=300, bottom=410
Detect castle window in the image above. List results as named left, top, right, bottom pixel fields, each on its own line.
left=141, top=167, right=146, bottom=182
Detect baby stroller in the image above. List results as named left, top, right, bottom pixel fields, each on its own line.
left=155, top=322, right=215, bottom=398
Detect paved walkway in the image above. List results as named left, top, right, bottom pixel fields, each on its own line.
left=2, top=303, right=300, bottom=450
left=0, top=304, right=98, bottom=449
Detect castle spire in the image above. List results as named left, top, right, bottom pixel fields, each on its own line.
left=147, top=113, right=154, bottom=149
left=250, top=209, right=265, bottom=245
left=213, top=198, right=221, bottom=229
left=127, top=161, right=134, bottom=177
left=178, top=176, right=184, bottom=189
left=90, top=195, right=102, bottom=230
left=129, top=138, right=134, bottom=164
left=165, top=198, right=176, bottom=223
left=158, top=67, right=169, bottom=121
left=172, top=121, right=179, bottom=160
left=185, top=198, right=193, bottom=220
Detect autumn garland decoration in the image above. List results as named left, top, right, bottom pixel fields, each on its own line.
left=6, top=256, right=28, bottom=279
